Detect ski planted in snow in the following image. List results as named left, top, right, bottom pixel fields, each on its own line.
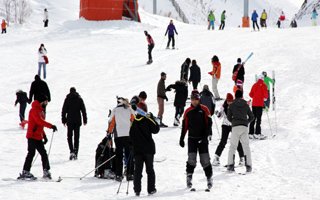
left=272, top=70, right=275, bottom=111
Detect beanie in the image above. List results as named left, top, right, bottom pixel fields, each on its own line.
left=191, top=90, right=200, bottom=100
left=237, top=58, right=241, bottom=63
left=161, top=72, right=166, bottom=76
left=226, top=93, right=234, bottom=101
left=70, top=87, right=76, bottom=93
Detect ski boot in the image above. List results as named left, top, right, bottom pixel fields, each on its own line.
left=207, top=177, right=213, bottom=189
left=173, top=116, right=180, bottom=126
left=212, top=155, right=220, bottom=166
left=18, top=170, right=36, bottom=180
left=238, top=157, right=245, bottom=166
left=246, top=165, right=252, bottom=173
left=115, top=175, right=123, bottom=182
left=69, top=153, right=76, bottom=160
left=43, top=169, right=52, bottom=179
left=226, top=165, right=235, bottom=173
left=146, top=59, right=153, bottom=65
left=148, top=189, right=157, bottom=195
left=186, top=174, right=192, bottom=188
left=254, top=134, right=267, bottom=140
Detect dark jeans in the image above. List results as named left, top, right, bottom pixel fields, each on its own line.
left=260, top=19, right=267, bottom=27
left=252, top=20, right=260, bottom=30
left=186, top=138, right=212, bottom=178
left=19, top=103, right=27, bottom=122
left=148, top=44, right=154, bottom=61
left=175, top=106, right=185, bottom=119
left=1, top=28, right=6, bottom=34
left=192, top=81, right=199, bottom=90
left=215, top=125, right=244, bottom=157
left=219, top=21, right=225, bottom=30
left=114, top=136, right=133, bottom=177
left=249, top=107, right=263, bottom=135
left=23, top=139, right=50, bottom=171
left=134, top=154, right=155, bottom=194
left=167, top=35, right=175, bottom=48
left=44, top=20, right=48, bottom=27
left=67, top=123, right=80, bottom=155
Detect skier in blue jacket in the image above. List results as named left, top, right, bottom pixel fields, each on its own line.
left=165, top=20, right=178, bottom=49
left=251, top=10, right=260, bottom=31
left=312, top=8, right=318, bottom=26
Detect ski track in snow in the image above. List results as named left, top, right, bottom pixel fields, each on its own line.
left=1, top=1, right=320, bottom=199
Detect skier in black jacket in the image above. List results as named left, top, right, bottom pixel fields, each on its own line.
left=199, top=85, right=215, bottom=115
left=15, top=90, right=29, bottom=128
left=180, top=58, right=191, bottom=81
left=189, top=60, right=201, bottom=89
left=232, top=58, right=245, bottom=84
left=61, top=87, right=87, bottom=160
left=29, top=75, right=51, bottom=104
left=129, top=102, right=160, bottom=196
left=166, top=80, right=188, bottom=126
left=180, top=90, right=213, bottom=190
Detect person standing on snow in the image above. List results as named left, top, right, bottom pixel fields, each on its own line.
left=212, top=93, right=245, bottom=166
left=188, top=60, right=201, bottom=90
left=210, top=55, right=222, bottom=100
left=199, top=85, right=215, bottom=115
left=1, top=19, right=7, bottom=34
left=262, top=71, right=274, bottom=110
left=232, top=58, right=245, bottom=84
left=29, top=75, right=51, bottom=105
left=260, top=9, right=268, bottom=28
left=180, top=58, right=191, bottom=82
left=226, top=90, right=254, bottom=173
left=179, top=90, right=213, bottom=190
left=129, top=102, right=160, bottom=196
left=144, top=31, right=155, bottom=64
left=249, top=75, right=268, bottom=140
left=44, top=8, right=49, bottom=27
left=311, top=8, right=318, bottom=26
left=251, top=10, right=260, bottom=31
left=277, top=11, right=286, bottom=28
left=61, top=87, right=87, bottom=160
left=157, top=72, right=168, bottom=128
left=219, top=10, right=226, bottom=30
left=15, top=90, right=29, bottom=129
left=18, top=94, right=58, bottom=180
left=166, top=80, right=188, bottom=126
left=165, top=20, right=178, bottom=49
left=208, top=10, right=215, bottom=30
left=38, top=44, right=48, bottom=79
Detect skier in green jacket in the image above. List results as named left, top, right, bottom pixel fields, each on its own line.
left=262, top=71, right=274, bottom=110
left=219, top=10, right=226, bottom=30
left=208, top=11, right=215, bottom=30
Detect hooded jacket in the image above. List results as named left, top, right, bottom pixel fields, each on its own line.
left=61, top=91, right=87, bottom=126
left=166, top=81, right=188, bottom=107
left=227, top=98, right=254, bottom=127
left=189, top=64, right=201, bottom=83
left=249, top=79, right=268, bottom=107
left=29, top=75, right=51, bottom=103
left=200, top=89, right=215, bottom=115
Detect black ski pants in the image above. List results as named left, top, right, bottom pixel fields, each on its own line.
left=186, top=138, right=212, bottom=178
left=219, top=21, right=225, bottom=30
left=252, top=20, right=260, bottom=30
left=249, top=106, right=263, bottom=135
left=67, top=123, right=80, bottom=155
left=148, top=44, right=154, bottom=61
left=1, top=28, right=6, bottom=34
left=167, top=35, right=175, bottom=48
left=44, top=20, right=48, bottom=27
left=192, top=81, right=199, bottom=90
left=134, top=153, right=156, bottom=194
left=175, top=106, right=185, bottom=119
left=114, top=136, right=133, bottom=177
left=23, top=139, right=50, bottom=171
left=215, top=125, right=244, bottom=157
left=19, top=103, right=27, bottom=122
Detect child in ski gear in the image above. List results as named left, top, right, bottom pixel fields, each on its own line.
left=199, top=85, right=215, bottom=115
left=19, top=94, right=57, bottom=180
left=44, top=8, right=49, bottom=27
left=312, top=8, right=318, bottom=26
left=290, top=19, right=298, bottom=28
left=180, top=90, right=213, bottom=189
left=260, top=9, right=267, bottom=28
left=181, top=58, right=191, bottom=82
left=144, top=31, right=154, bottom=64
left=129, top=103, right=160, bottom=196
left=166, top=80, right=188, bottom=126
left=15, top=90, right=29, bottom=128
left=1, top=19, right=7, bottom=34
left=189, top=60, right=201, bottom=90
left=29, top=75, right=51, bottom=104
left=262, top=71, right=274, bottom=110
left=251, top=10, right=260, bottom=31
left=107, top=97, right=135, bottom=181
left=208, top=11, right=215, bottom=30
left=212, top=93, right=245, bottom=166
left=94, top=136, right=115, bottom=179
left=226, top=90, right=254, bottom=172
left=249, top=75, right=268, bottom=139
left=210, top=55, right=221, bottom=100
left=232, top=58, right=245, bottom=84
left=165, top=20, right=178, bottom=49
left=38, top=44, right=47, bottom=79
left=219, top=10, right=226, bottom=30
left=277, top=11, right=286, bottom=28
left=61, top=87, right=87, bottom=160
left=157, top=72, right=168, bottom=127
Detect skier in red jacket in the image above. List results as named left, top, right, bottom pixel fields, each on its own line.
left=249, top=75, right=268, bottom=140
left=18, top=95, right=57, bottom=180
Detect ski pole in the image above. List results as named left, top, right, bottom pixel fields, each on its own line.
left=48, top=131, right=55, bottom=157
left=80, top=154, right=116, bottom=180
left=126, top=152, right=133, bottom=195
left=117, top=178, right=123, bottom=194
left=213, top=115, right=220, bottom=139
left=31, top=153, right=39, bottom=167
left=265, top=111, right=274, bottom=137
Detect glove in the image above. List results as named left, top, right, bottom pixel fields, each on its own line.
left=208, top=135, right=212, bottom=141
left=51, top=125, right=58, bottom=132
left=43, top=135, right=48, bottom=145
left=131, top=104, right=137, bottom=111
left=179, top=139, right=185, bottom=148
left=165, top=96, right=168, bottom=102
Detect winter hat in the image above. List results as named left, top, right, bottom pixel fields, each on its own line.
left=226, top=93, right=234, bottom=101
left=186, top=58, right=191, bottom=64
left=37, top=94, right=48, bottom=103
left=191, top=90, right=200, bottom=100
left=236, top=79, right=243, bottom=86
left=237, top=58, right=241, bottom=63
left=235, top=90, right=243, bottom=99
left=70, top=87, right=76, bottom=93
left=203, top=84, right=209, bottom=91
left=34, top=75, right=41, bottom=81
left=262, top=71, right=267, bottom=77
left=257, top=74, right=264, bottom=80
left=161, top=72, right=166, bottom=77
left=191, top=60, right=197, bottom=65
left=137, top=102, right=148, bottom=112
left=138, top=91, right=147, bottom=100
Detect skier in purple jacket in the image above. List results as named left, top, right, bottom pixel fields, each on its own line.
left=165, top=20, right=178, bottom=49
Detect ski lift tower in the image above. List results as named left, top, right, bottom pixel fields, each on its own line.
left=242, top=0, right=250, bottom=27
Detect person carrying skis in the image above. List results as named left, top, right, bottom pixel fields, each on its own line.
left=262, top=71, right=274, bottom=110
left=189, top=60, right=201, bottom=90
left=179, top=90, right=213, bottom=190
left=29, top=75, right=51, bottom=105
left=165, top=20, right=178, bottom=49
left=199, top=85, right=215, bottom=115
left=219, top=10, right=226, bottom=30
left=129, top=103, right=160, bottom=196
left=311, top=8, right=318, bottom=26
left=15, top=90, right=29, bottom=129
left=232, top=58, right=245, bottom=84
left=210, top=55, right=221, bottom=100
left=249, top=75, right=268, bottom=140
left=180, top=58, right=191, bottom=82
left=107, top=97, right=135, bottom=181
left=144, top=31, right=155, bottom=64
left=226, top=90, right=254, bottom=173
left=157, top=72, right=168, bottom=127
left=212, top=93, right=245, bottom=166
left=43, top=8, right=49, bottom=27
left=38, top=44, right=48, bottom=79
left=251, top=10, right=260, bottom=31
left=260, top=9, right=268, bottom=28
left=166, top=80, right=188, bottom=126
left=18, top=94, right=58, bottom=180
left=208, top=11, right=215, bottom=30
left=277, top=11, right=286, bottom=28
left=1, top=19, right=7, bottom=34
left=61, top=87, right=87, bottom=160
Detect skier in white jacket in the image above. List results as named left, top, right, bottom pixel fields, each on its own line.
left=38, top=44, right=47, bottom=79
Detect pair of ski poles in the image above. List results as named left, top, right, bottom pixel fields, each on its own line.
left=31, top=130, right=56, bottom=167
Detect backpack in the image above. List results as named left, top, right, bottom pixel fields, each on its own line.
left=94, top=137, right=115, bottom=178
left=232, top=64, right=242, bottom=81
